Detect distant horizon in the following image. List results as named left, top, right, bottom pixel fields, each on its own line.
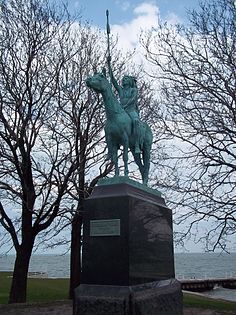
left=1, top=251, right=236, bottom=256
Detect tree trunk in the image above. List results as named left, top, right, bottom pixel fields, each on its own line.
left=9, top=244, right=33, bottom=303
left=69, top=210, right=83, bottom=299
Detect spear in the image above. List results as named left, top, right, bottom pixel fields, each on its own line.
left=106, top=10, right=111, bottom=61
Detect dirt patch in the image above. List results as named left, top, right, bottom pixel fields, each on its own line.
left=184, top=308, right=236, bottom=315
left=0, top=300, right=73, bottom=315
left=0, top=302, right=235, bottom=315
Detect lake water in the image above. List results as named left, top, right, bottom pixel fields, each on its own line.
left=1, top=252, right=236, bottom=302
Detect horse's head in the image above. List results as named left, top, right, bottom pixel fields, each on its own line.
left=86, top=72, right=109, bottom=93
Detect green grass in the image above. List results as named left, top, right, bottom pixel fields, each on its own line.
left=0, top=272, right=12, bottom=304
left=1, top=272, right=236, bottom=313
left=0, top=272, right=69, bottom=304
left=183, top=292, right=236, bottom=312
left=27, top=278, right=69, bottom=302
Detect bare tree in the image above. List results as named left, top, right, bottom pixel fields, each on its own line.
left=0, top=0, right=83, bottom=303
left=142, top=0, right=236, bottom=251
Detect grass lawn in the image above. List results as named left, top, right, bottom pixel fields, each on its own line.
left=184, top=292, right=236, bottom=312
left=1, top=272, right=236, bottom=312
left=0, top=272, right=69, bottom=304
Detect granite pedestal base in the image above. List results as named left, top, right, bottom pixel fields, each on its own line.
left=74, top=279, right=183, bottom=315
left=81, top=178, right=175, bottom=285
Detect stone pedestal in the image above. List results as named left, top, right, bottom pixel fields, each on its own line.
left=81, top=177, right=175, bottom=285
left=74, top=177, right=182, bottom=314
left=74, top=279, right=182, bottom=315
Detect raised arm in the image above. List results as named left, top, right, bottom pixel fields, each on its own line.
left=107, top=57, right=122, bottom=95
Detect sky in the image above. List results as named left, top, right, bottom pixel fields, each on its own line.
left=67, top=0, right=200, bottom=28
left=65, top=0, right=201, bottom=54
left=64, top=0, right=201, bottom=69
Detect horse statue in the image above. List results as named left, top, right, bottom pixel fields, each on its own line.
left=86, top=72, right=153, bottom=185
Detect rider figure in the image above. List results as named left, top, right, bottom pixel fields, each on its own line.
left=107, top=57, right=141, bottom=154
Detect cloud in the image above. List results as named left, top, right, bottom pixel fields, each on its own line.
left=165, top=12, right=181, bottom=25
left=111, top=3, right=160, bottom=51
left=133, top=2, right=159, bottom=16
left=115, top=1, right=131, bottom=11
left=111, top=2, right=181, bottom=56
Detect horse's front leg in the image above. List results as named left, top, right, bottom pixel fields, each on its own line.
left=123, top=136, right=129, bottom=177
left=105, top=130, right=113, bottom=161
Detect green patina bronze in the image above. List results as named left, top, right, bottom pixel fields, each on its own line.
left=86, top=72, right=153, bottom=184
left=97, top=176, right=161, bottom=197
left=85, top=11, right=153, bottom=185
left=107, top=58, right=141, bottom=155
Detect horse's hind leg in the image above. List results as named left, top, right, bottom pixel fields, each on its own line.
left=143, top=145, right=151, bottom=185
left=112, top=146, right=119, bottom=177
left=132, top=151, right=144, bottom=180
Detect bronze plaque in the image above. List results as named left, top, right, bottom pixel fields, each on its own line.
left=90, top=219, right=120, bottom=236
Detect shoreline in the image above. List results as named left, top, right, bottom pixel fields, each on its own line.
left=2, top=271, right=236, bottom=303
